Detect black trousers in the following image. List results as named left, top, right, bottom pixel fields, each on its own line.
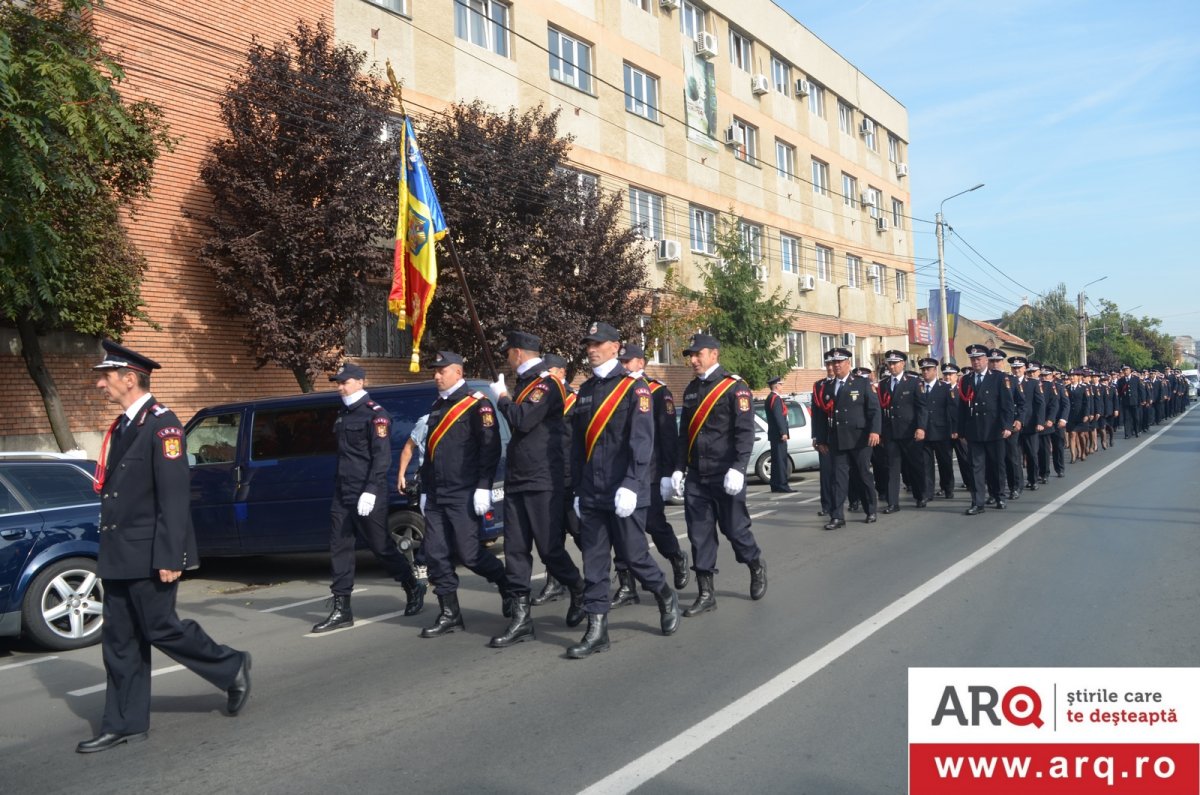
left=329, top=499, right=414, bottom=596
left=818, top=448, right=836, bottom=512
left=954, top=437, right=975, bottom=493
left=923, top=438, right=954, bottom=497
left=1019, top=433, right=1040, bottom=485
left=1037, top=433, right=1052, bottom=479
left=1050, top=426, right=1066, bottom=474
left=885, top=437, right=925, bottom=504
left=502, top=489, right=581, bottom=596
left=967, top=438, right=1005, bottom=507
left=101, top=577, right=242, bottom=735
left=769, top=440, right=790, bottom=490
left=871, top=444, right=888, bottom=500
left=615, top=484, right=681, bottom=572
left=423, top=498, right=507, bottom=597
left=1004, top=434, right=1023, bottom=491
left=684, top=477, right=761, bottom=573
left=579, top=505, right=664, bottom=615
left=831, top=445, right=877, bottom=520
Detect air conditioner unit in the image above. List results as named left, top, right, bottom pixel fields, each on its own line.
left=841, top=332, right=857, bottom=348
left=750, top=74, right=770, bottom=95
left=797, top=274, right=816, bottom=292
left=875, top=216, right=889, bottom=233
left=656, top=239, right=681, bottom=263
left=723, top=125, right=739, bottom=146
left=794, top=78, right=811, bottom=97
left=659, top=0, right=680, bottom=9
left=895, top=162, right=909, bottom=178
left=861, top=190, right=876, bottom=207
left=695, top=31, right=718, bottom=59
left=868, top=264, right=882, bottom=280
left=859, top=119, right=873, bottom=137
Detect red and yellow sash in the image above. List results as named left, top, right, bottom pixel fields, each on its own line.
left=516, top=374, right=567, bottom=406
left=584, top=377, right=637, bottom=460
left=92, top=416, right=121, bottom=494
left=427, top=394, right=481, bottom=460
left=563, top=391, right=577, bottom=415
left=687, top=376, right=739, bottom=458
left=647, top=381, right=664, bottom=394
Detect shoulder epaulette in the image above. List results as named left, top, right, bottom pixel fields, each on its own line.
left=472, top=391, right=486, bottom=399
left=367, top=400, right=384, bottom=410
left=539, top=370, right=551, bottom=379
left=151, top=403, right=170, bottom=416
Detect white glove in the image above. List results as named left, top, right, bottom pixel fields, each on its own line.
left=473, top=488, right=491, bottom=516
left=573, top=496, right=581, bottom=518
left=671, top=470, right=684, bottom=495
left=614, top=487, right=637, bottom=518
left=723, top=468, right=745, bottom=496
left=356, top=492, right=376, bottom=516
left=660, top=477, right=675, bottom=502
left=489, top=373, right=507, bottom=399
left=419, top=494, right=426, bottom=514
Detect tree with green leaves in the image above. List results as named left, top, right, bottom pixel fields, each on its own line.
left=196, top=20, right=394, bottom=392
left=1084, top=299, right=1174, bottom=371
left=1, top=0, right=171, bottom=450
left=999, top=285, right=1079, bottom=368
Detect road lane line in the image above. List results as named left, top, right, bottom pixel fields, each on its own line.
left=577, top=413, right=1179, bottom=795
left=70, top=665, right=185, bottom=697
left=0, top=656, right=59, bottom=672
left=303, top=609, right=408, bottom=638
left=748, top=509, right=775, bottom=519
left=260, top=587, right=368, bottom=613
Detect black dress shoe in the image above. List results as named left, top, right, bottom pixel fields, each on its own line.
left=816, top=509, right=827, bottom=517
left=848, top=502, right=861, bottom=512
left=1055, top=472, right=1064, bottom=478
left=995, top=500, right=1007, bottom=510
left=864, top=514, right=877, bottom=524
left=1025, top=483, right=1038, bottom=491
left=985, top=497, right=998, bottom=507
left=882, top=505, right=901, bottom=514
left=1037, top=477, right=1047, bottom=484
left=76, top=731, right=148, bottom=754
left=965, top=505, right=984, bottom=516
left=227, top=652, right=251, bottom=716
left=823, top=519, right=846, bottom=531
left=1009, top=490, right=1021, bottom=500
left=915, top=500, right=928, bottom=508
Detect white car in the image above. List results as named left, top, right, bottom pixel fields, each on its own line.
left=751, top=398, right=818, bottom=483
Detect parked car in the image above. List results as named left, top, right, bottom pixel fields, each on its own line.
left=184, top=381, right=507, bottom=563
left=751, top=398, right=818, bottom=483
left=0, top=455, right=103, bottom=650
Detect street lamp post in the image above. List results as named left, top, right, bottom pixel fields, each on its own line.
left=936, top=183, right=985, bottom=363
left=1078, top=276, right=1108, bottom=365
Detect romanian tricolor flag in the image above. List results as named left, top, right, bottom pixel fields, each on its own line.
left=390, top=116, right=448, bottom=372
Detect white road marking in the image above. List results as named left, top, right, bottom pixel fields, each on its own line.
left=0, top=656, right=58, bottom=672
left=797, top=496, right=819, bottom=504
left=259, top=587, right=368, bottom=613
left=304, top=609, right=409, bottom=638
left=577, top=413, right=1177, bottom=794
left=69, top=665, right=185, bottom=697
left=748, top=509, right=775, bottom=519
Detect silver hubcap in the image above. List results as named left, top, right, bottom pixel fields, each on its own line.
left=41, top=569, right=104, bottom=640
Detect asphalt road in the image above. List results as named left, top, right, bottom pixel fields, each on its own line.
left=2, top=406, right=1196, bottom=794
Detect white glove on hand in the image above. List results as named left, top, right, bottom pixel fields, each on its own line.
left=419, top=494, right=426, bottom=514
left=489, top=373, right=507, bottom=399
left=356, top=492, right=376, bottom=517
left=723, top=468, right=745, bottom=496
left=671, top=470, right=685, bottom=495
left=473, top=488, right=491, bottom=516
left=660, top=476, right=675, bottom=502
left=573, top=496, right=581, bottom=518
left=614, top=487, right=637, bottom=518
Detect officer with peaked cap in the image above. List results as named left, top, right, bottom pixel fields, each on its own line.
left=813, top=355, right=837, bottom=516
left=811, top=347, right=881, bottom=529
left=878, top=349, right=928, bottom=511
left=955, top=343, right=1016, bottom=514
left=530, top=352, right=581, bottom=606
left=764, top=375, right=793, bottom=493
left=80, top=341, right=250, bottom=753
left=917, top=357, right=956, bottom=500
left=942, top=363, right=975, bottom=496
left=672, top=332, right=767, bottom=615
left=1008, top=355, right=1046, bottom=494
left=846, top=365, right=876, bottom=511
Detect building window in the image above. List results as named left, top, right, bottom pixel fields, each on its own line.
left=680, top=1, right=705, bottom=39
left=366, top=0, right=407, bottom=13
left=627, top=0, right=651, bottom=10
left=629, top=187, right=665, bottom=240
left=348, top=285, right=411, bottom=359
left=455, top=0, right=509, bottom=57
left=808, top=82, right=825, bottom=118
left=775, top=139, right=795, bottom=180
left=861, top=117, right=877, bottom=150
left=815, top=244, right=832, bottom=282
left=864, top=186, right=882, bottom=218
left=623, top=63, right=659, bottom=121
left=888, top=133, right=901, bottom=164
left=895, top=270, right=908, bottom=301
left=787, top=330, right=805, bottom=369
left=548, top=28, right=592, bottom=93
left=780, top=234, right=800, bottom=274
left=770, top=56, right=790, bottom=95
left=811, top=158, right=829, bottom=196
left=557, top=166, right=599, bottom=199
left=729, top=29, right=752, bottom=72
left=847, top=254, right=862, bottom=289
left=639, top=315, right=671, bottom=364
left=729, top=117, right=758, bottom=164
left=690, top=205, right=716, bottom=254
left=740, top=221, right=763, bottom=278
left=891, top=198, right=904, bottom=229
left=820, top=333, right=836, bottom=357
left=841, top=173, right=858, bottom=208
left=873, top=263, right=886, bottom=295
left=838, top=100, right=854, bottom=135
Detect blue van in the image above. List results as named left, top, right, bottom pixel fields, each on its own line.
left=183, top=381, right=506, bottom=561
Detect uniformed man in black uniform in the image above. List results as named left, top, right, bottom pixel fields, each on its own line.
left=954, top=343, right=1016, bottom=515
left=986, top=349, right=1024, bottom=500
left=1008, top=356, right=1046, bottom=493
left=943, top=363, right=976, bottom=497
left=313, top=362, right=425, bottom=633
left=847, top=365, right=877, bottom=512
left=609, top=343, right=690, bottom=608
left=80, top=341, right=250, bottom=754
left=917, top=357, right=956, bottom=500
left=1049, top=366, right=1070, bottom=476
left=764, top=376, right=793, bottom=493
left=670, top=333, right=766, bottom=616
left=878, top=350, right=928, bottom=511
left=488, top=332, right=586, bottom=648
left=568, top=322, right=681, bottom=659
left=419, top=352, right=510, bottom=639
left=811, top=348, right=881, bottom=529
left=813, top=357, right=837, bottom=516
left=531, top=353, right=579, bottom=606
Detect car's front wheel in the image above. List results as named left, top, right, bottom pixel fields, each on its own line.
left=388, top=511, right=425, bottom=566
left=754, top=451, right=793, bottom=484
left=21, top=557, right=104, bottom=651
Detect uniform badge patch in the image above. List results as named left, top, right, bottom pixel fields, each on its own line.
left=163, top=438, right=182, bottom=459
left=480, top=406, right=495, bottom=427
left=664, top=397, right=675, bottom=414
left=374, top=417, right=390, bottom=438
left=738, top=395, right=750, bottom=412
left=639, top=394, right=651, bottom=413
left=530, top=388, right=545, bottom=403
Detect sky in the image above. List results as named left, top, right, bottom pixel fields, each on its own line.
left=776, top=0, right=1200, bottom=339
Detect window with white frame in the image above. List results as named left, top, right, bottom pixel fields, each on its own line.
left=639, top=315, right=671, bottom=364
left=895, top=270, right=908, bottom=301
left=786, top=330, right=805, bottom=369
left=740, top=221, right=763, bottom=277
left=780, top=234, right=800, bottom=274
left=548, top=28, right=592, bottom=93
left=888, top=133, right=901, bottom=164
left=820, top=333, right=837, bottom=357
left=770, top=55, right=790, bottom=95
left=729, top=29, right=752, bottom=72
left=690, top=205, right=716, bottom=254
left=842, top=173, right=858, bottom=208
left=864, top=186, right=882, bottom=218
left=623, top=63, right=659, bottom=121
left=838, top=100, right=854, bottom=135
left=557, top=166, right=598, bottom=199
left=847, top=254, right=862, bottom=289
left=811, top=158, right=829, bottom=196
left=367, top=0, right=407, bottom=13
left=775, top=139, right=795, bottom=181
left=629, top=187, right=665, bottom=240
left=808, top=82, right=825, bottom=118
left=680, top=1, right=705, bottom=39
left=729, top=117, right=758, bottom=164
left=891, top=198, right=904, bottom=229
left=861, top=117, right=877, bottom=150
left=815, top=244, right=832, bottom=282
left=873, top=263, right=886, bottom=295
left=455, top=0, right=509, bottom=57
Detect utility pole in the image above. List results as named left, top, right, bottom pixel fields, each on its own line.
left=1078, top=276, right=1107, bottom=366
left=936, top=183, right=984, bottom=363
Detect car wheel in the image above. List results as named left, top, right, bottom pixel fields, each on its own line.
left=21, top=557, right=104, bottom=651
left=388, top=511, right=425, bottom=566
left=754, top=452, right=794, bottom=484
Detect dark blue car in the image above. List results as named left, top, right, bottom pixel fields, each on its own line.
left=184, top=380, right=506, bottom=560
left=0, top=456, right=104, bottom=650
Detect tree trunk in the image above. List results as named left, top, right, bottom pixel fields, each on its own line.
left=292, top=365, right=314, bottom=393
left=16, top=318, right=80, bottom=452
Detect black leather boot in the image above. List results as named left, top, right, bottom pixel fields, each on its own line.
left=748, top=558, right=767, bottom=601
left=400, top=571, right=426, bottom=616
left=609, top=569, right=639, bottom=609
left=566, top=613, right=610, bottom=659
left=312, top=594, right=353, bottom=633
left=654, top=584, right=681, bottom=636
left=669, top=551, right=691, bottom=590
left=420, top=593, right=465, bottom=638
left=683, top=572, right=717, bottom=617
left=532, top=575, right=566, bottom=606
left=565, top=579, right=586, bottom=627
left=489, top=594, right=534, bottom=648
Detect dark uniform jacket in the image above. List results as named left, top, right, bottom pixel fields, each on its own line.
left=1055, top=381, right=1070, bottom=424
left=676, top=365, right=755, bottom=481
left=812, top=375, right=882, bottom=450
left=647, top=378, right=679, bottom=479
left=420, top=383, right=499, bottom=503
left=877, top=371, right=927, bottom=440
left=1118, top=375, right=1143, bottom=408
left=334, top=393, right=392, bottom=506
left=97, top=397, right=198, bottom=580
left=572, top=365, right=654, bottom=508
left=1041, top=379, right=1060, bottom=435
left=1066, top=383, right=1088, bottom=428
left=1017, top=376, right=1046, bottom=435
left=560, top=382, right=577, bottom=485
left=955, top=369, right=1017, bottom=442
left=765, top=391, right=789, bottom=443
left=495, top=366, right=565, bottom=493
left=920, top=379, right=956, bottom=441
